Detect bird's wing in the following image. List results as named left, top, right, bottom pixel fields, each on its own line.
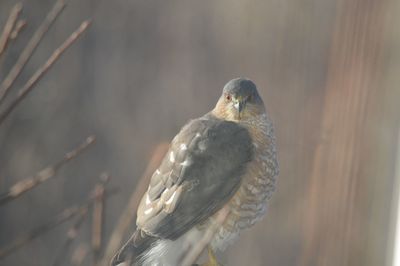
left=136, top=114, right=254, bottom=240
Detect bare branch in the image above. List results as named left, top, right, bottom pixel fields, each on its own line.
left=0, top=187, right=118, bottom=260
left=180, top=208, right=230, bottom=266
left=71, top=244, right=89, bottom=266
left=0, top=19, right=91, bottom=125
left=0, top=205, right=84, bottom=259
left=52, top=207, right=89, bottom=266
left=0, top=0, right=66, bottom=103
left=92, top=173, right=110, bottom=266
left=10, top=19, right=27, bottom=40
left=0, top=135, right=96, bottom=205
left=0, top=3, right=22, bottom=57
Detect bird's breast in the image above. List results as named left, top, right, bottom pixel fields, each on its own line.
left=210, top=113, right=279, bottom=251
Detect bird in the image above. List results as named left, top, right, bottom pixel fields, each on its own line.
left=111, top=78, right=279, bottom=266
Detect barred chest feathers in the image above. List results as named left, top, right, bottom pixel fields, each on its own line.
left=210, top=113, right=279, bottom=251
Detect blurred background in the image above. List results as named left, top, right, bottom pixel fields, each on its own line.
left=0, top=0, right=400, bottom=265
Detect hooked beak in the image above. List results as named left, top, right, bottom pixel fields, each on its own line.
left=233, top=97, right=245, bottom=118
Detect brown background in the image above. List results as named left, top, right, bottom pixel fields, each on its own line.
left=0, top=0, right=399, bottom=265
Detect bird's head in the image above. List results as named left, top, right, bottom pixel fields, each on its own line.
left=213, top=78, right=265, bottom=122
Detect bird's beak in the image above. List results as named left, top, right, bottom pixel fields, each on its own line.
left=233, top=96, right=245, bottom=118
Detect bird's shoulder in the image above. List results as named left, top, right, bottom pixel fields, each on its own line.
left=176, top=113, right=247, bottom=140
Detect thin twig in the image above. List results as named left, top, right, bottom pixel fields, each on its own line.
left=0, top=205, right=84, bottom=259
left=92, top=173, right=110, bottom=266
left=71, top=244, right=89, bottom=266
left=101, top=143, right=169, bottom=265
left=51, top=207, right=89, bottom=266
left=10, top=19, right=27, bottom=40
left=0, top=19, right=91, bottom=125
left=0, top=3, right=22, bottom=57
left=0, top=0, right=66, bottom=104
left=0, top=135, right=96, bottom=205
left=180, top=208, right=230, bottom=266
left=0, top=188, right=119, bottom=260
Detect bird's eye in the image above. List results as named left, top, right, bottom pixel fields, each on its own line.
left=225, top=94, right=232, bottom=101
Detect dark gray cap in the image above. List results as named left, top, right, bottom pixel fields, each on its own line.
left=223, top=78, right=258, bottom=96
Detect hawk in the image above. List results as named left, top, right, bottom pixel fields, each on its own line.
left=112, top=78, right=279, bottom=266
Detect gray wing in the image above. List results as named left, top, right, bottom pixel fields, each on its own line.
left=136, top=114, right=254, bottom=240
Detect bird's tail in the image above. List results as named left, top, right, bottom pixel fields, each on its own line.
left=111, top=229, right=157, bottom=266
